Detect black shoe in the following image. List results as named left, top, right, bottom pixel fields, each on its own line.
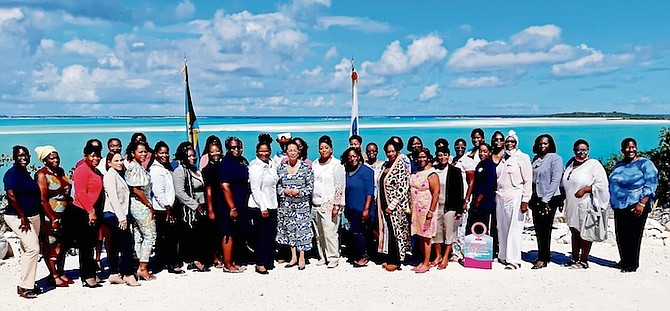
left=285, top=262, right=298, bottom=268
left=255, top=267, right=269, bottom=275
left=531, top=261, right=548, bottom=270
left=186, top=262, right=196, bottom=270
left=620, top=267, right=637, bottom=273
left=168, top=268, right=186, bottom=274
left=82, top=282, right=102, bottom=288
left=562, top=259, right=578, bottom=267
left=17, top=286, right=37, bottom=299
left=298, top=265, right=305, bottom=271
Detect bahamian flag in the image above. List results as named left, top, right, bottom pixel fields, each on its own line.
left=181, top=59, right=201, bottom=160
left=350, top=59, right=359, bottom=137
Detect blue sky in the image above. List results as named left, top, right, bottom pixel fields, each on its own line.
left=0, top=0, right=668, bottom=116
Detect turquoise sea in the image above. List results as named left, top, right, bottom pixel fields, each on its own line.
left=1, top=116, right=668, bottom=176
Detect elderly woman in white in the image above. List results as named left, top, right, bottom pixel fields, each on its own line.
left=311, top=135, right=346, bottom=268
left=495, top=130, right=532, bottom=270
left=247, top=134, right=279, bottom=275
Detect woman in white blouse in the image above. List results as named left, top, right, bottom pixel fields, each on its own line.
left=149, top=141, right=180, bottom=274
left=248, top=134, right=279, bottom=275
left=311, top=135, right=346, bottom=268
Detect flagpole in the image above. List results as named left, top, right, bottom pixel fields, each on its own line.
left=350, top=58, right=359, bottom=137
left=182, top=57, right=201, bottom=160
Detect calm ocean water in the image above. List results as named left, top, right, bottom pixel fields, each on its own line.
left=1, top=116, right=668, bottom=176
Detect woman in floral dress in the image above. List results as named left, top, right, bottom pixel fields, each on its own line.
left=409, top=148, right=440, bottom=273
left=276, top=140, right=314, bottom=270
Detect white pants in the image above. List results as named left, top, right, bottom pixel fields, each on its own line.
left=5, top=215, right=41, bottom=289
left=312, top=208, right=340, bottom=263
left=496, top=189, right=525, bottom=265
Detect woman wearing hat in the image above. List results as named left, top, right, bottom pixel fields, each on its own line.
left=34, top=145, right=74, bottom=287
left=495, top=130, right=532, bottom=270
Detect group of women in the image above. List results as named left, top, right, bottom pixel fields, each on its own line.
left=2, top=129, right=659, bottom=298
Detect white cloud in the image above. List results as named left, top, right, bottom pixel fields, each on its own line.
left=175, top=0, right=196, bottom=20
left=40, top=39, right=55, bottom=49
left=316, top=16, right=390, bottom=32
left=132, top=42, right=145, bottom=48
left=630, top=96, right=652, bottom=104
left=324, top=46, right=337, bottom=60
left=30, top=63, right=99, bottom=102
left=510, top=24, right=561, bottom=49
left=551, top=44, right=635, bottom=77
left=448, top=37, right=574, bottom=72
left=419, top=83, right=440, bottom=101
left=125, top=79, right=152, bottom=89
left=367, top=87, right=399, bottom=99
left=302, top=66, right=322, bottom=76
left=364, top=33, right=447, bottom=75
left=62, top=38, right=111, bottom=56
left=62, top=13, right=105, bottom=26
left=447, top=24, right=576, bottom=72
left=459, top=24, right=472, bottom=33
left=0, top=8, right=23, bottom=24
left=449, top=76, right=503, bottom=88
left=491, top=102, right=540, bottom=113
left=305, top=96, right=333, bottom=107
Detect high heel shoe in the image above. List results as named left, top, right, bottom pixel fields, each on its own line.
left=136, top=270, right=157, bottom=281
left=298, top=265, right=305, bottom=271
left=531, top=261, right=548, bottom=270
left=60, top=276, right=75, bottom=284
left=123, top=275, right=141, bottom=287
left=17, top=286, right=38, bottom=299
left=285, top=261, right=298, bottom=268
left=255, top=266, right=269, bottom=275
left=49, top=276, right=69, bottom=287
left=82, top=279, right=102, bottom=288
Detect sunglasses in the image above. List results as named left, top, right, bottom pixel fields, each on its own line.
left=574, top=149, right=588, bottom=154
left=505, top=140, right=517, bottom=144
left=493, top=137, right=504, bottom=142
left=229, top=146, right=242, bottom=150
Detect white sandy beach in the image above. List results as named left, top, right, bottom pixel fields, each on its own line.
left=1, top=223, right=669, bottom=311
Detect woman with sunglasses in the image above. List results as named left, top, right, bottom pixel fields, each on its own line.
left=495, top=130, right=532, bottom=270
left=561, top=139, right=609, bottom=269
left=452, top=138, right=476, bottom=213
left=216, top=137, right=251, bottom=273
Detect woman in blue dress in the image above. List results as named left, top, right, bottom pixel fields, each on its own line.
left=276, top=140, right=314, bottom=270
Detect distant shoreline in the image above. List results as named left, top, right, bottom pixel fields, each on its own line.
left=1, top=112, right=670, bottom=120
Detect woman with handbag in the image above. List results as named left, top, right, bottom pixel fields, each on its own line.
left=609, top=138, right=658, bottom=273
left=561, top=139, right=609, bottom=269
left=529, top=134, right=563, bottom=270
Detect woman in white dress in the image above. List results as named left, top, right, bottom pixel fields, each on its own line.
left=561, top=139, right=609, bottom=269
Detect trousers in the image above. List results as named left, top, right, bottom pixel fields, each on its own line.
left=5, top=215, right=41, bottom=289
left=496, top=189, right=525, bottom=265
left=312, top=208, right=340, bottom=263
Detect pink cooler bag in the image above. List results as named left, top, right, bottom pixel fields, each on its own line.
left=463, top=222, right=493, bottom=269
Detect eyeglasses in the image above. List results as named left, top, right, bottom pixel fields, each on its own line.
left=574, top=149, right=588, bottom=154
